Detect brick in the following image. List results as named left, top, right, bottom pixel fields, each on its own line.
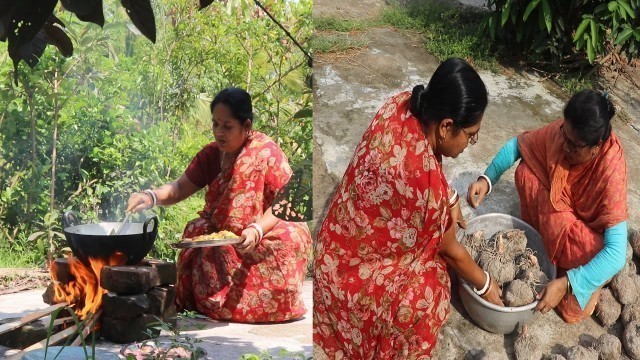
left=100, top=266, right=158, bottom=295
left=101, top=314, right=160, bottom=344
left=147, top=286, right=176, bottom=317
left=102, top=292, right=149, bottom=320
left=52, top=258, right=74, bottom=284
left=139, top=259, right=177, bottom=286
left=0, top=318, right=49, bottom=349
left=163, top=304, right=177, bottom=328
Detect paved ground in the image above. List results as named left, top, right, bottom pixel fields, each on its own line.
left=313, top=0, right=640, bottom=358
left=0, top=280, right=312, bottom=359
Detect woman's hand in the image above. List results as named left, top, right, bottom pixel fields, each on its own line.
left=535, top=276, right=568, bottom=314
left=450, top=201, right=467, bottom=229
left=126, top=192, right=153, bottom=213
left=467, top=178, right=490, bottom=208
left=480, top=278, right=504, bottom=307
left=235, top=227, right=260, bottom=254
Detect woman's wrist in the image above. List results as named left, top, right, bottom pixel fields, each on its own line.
left=248, top=223, right=264, bottom=242
left=449, top=189, right=460, bottom=207
left=473, top=270, right=491, bottom=296
left=478, top=174, right=492, bottom=195
left=141, top=189, right=157, bottom=208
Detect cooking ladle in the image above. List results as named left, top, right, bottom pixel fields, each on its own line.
left=110, top=211, right=132, bottom=236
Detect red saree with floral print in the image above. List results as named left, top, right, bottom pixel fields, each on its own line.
left=314, top=92, right=453, bottom=359
left=176, top=131, right=311, bottom=323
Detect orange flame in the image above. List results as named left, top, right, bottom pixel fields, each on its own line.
left=50, top=253, right=127, bottom=319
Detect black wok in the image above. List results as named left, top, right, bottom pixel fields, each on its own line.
left=62, top=210, right=158, bottom=266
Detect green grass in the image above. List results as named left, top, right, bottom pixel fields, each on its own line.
left=556, top=73, right=599, bottom=95
left=0, top=243, right=42, bottom=267
left=314, top=17, right=382, bottom=32
left=315, top=3, right=501, bottom=70
left=312, top=33, right=370, bottom=54
left=316, top=1, right=601, bottom=94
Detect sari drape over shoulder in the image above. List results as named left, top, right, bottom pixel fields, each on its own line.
left=516, top=119, right=628, bottom=270
left=314, top=92, right=453, bottom=359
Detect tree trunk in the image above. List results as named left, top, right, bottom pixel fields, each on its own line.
left=27, top=88, right=36, bottom=222
left=48, top=68, right=60, bottom=264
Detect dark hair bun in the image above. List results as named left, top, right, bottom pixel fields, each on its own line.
left=410, top=85, right=425, bottom=118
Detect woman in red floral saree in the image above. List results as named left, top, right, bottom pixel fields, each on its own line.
left=313, top=58, right=503, bottom=359
left=127, top=88, right=311, bottom=323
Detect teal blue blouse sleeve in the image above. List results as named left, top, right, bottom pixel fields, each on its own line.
left=567, top=221, right=628, bottom=309
left=484, top=137, right=521, bottom=185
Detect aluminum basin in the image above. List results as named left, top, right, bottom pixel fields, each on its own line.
left=456, top=213, right=557, bottom=334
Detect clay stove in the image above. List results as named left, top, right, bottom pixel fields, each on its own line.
left=44, top=256, right=177, bottom=344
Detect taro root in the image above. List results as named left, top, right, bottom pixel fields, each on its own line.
left=465, top=349, right=508, bottom=360
left=628, top=241, right=634, bottom=262
left=622, top=259, right=637, bottom=276
left=631, top=229, right=640, bottom=259
left=462, top=230, right=485, bottom=263
left=505, top=279, right=536, bottom=307
left=622, top=303, right=640, bottom=326
left=544, top=355, right=566, bottom=360
left=623, top=321, right=640, bottom=359
left=565, top=345, right=598, bottom=360
left=515, top=249, right=541, bottom=272
left=611, top=273, right=639, bottom=305
left=595, top=288, right=621, bottom=327
left=519, top=267, right=549, bottom=294
left=479, top=236, right=517, bottom=285
left=491, top=229, right=528, bottom=257
left=514, top=326, right=542, bottom=360
left=595, top=333, right=621, bottom=360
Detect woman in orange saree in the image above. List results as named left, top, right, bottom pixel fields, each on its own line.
left=127, top=88, right=311, bottom=323
left=468, top=90, right=628, bottom=323
left=313, top=58, right=503, bottom=359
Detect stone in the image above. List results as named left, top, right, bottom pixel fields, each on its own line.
left=102, top=292, right=149, bottom=319
left=42, top=282, right=55, bottom=305
left=139, top=259, right=177, bottom=286
left=100, top=266, right=158, bottom=295
left=101, top=314, right=160, bottom=344
left=52, top=258, right=74, bottom=284
left=147, top=286, right=176, bottom=317
left=0, top=318, right=49, bottom=349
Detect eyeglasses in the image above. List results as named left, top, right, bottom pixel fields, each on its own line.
left=560, top=124, right=589, bottom=152
left=460, top=127, right=478, bottom=145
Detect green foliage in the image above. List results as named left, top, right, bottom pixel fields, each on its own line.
left=483, top=0, right=640, bottom=64
left=0, top=0, right=312, bottom=266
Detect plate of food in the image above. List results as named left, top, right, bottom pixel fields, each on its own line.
left=173, top=230, right=242, bottom=248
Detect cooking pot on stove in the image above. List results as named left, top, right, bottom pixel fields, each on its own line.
left=62, top=210, right=158, bottom=265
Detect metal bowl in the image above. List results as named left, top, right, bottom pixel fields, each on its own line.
left=456, top=213, right=557, bottom=334
left=23, top=346, right=119, bottom=360
left=62, top=210, right=158, bottom=266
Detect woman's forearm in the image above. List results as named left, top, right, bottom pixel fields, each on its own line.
left=254, top=207, right=280, bottom=234
left=152, top=174, right=201, bottom=206
left=567, top=221, right=627, bottom=309
left=439, top=226, right=486, bottom=290
left=484, top=137, right=521, bottom=184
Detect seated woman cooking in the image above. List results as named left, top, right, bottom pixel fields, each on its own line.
left=126, top=87, right=311, bottom=323
left=467, top=89, right=628, bottom=323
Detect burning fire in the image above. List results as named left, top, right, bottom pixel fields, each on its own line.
left=51, top=253, right=126, bottom=319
